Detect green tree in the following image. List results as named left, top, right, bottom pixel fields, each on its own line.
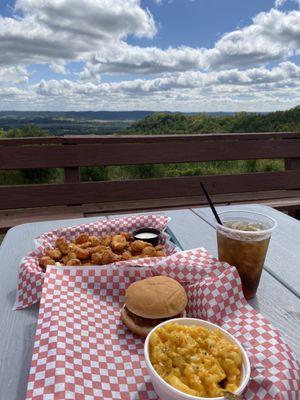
left=5, top=124, right=48, bottom=138
left=3, top=125, right=59, bottom=184
left=127, top=164, right=162, bottom=179
left=81, top=167, right=108, bottom=181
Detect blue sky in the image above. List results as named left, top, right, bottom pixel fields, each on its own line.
left=1, top=0, right=300, bottom=111
left=140, top=0, right=277, bottom=48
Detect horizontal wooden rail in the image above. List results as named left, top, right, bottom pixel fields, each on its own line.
left=0, top=133, right=300, bottom=170
left=0, top=171, right=299, bottom=210
left=0, top=132, right=300, bottom=146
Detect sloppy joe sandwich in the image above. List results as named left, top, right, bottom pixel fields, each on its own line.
left=121, top=276, right=187, bottom=337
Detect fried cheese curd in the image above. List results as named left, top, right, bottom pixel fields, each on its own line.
left=39, top=232, right=166, bottom=270
left=149, top=323, right=242, bottom=398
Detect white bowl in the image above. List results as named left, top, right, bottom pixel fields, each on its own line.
left=144, top=318, right=251, bottom=400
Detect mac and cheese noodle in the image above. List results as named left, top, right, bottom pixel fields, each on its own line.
left=149, top=323, right=242, bottom=397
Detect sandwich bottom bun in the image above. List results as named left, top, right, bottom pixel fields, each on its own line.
left=121, top=305, right=186, bottom=337
left=121, top=305, right=152, bottom=337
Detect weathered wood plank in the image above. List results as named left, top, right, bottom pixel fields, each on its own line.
left=0, top=136, right=64, bottom=146
left=0, top=211, right=84, bottom=233
left=64, top=167, right=81, bottom=182
left=204, top=190, right=300, bottom=203
left=1, top=189, right=300, bottom=232
left=192, top=204, right=300, bottom=298
left=0, top=132, right=300, bottom=146
left=81, top=193, right=300, bottom=217
left=258, top=197, right=300, bottom=208
left=1, top=137, right=300, bottom=169
left=2, top=190, right=300, bottom=215
left=1, top=171, right=300, bottom=210
left=285, top=158, right=300, bottom=170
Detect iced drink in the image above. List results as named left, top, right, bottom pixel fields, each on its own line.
left=216, top=211, right=277, bottom=300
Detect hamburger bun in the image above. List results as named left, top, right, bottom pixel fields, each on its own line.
left=121, top=275, right=187, bottom=337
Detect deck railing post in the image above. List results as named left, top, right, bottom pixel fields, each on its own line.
left=64, top=167, right=80, bottom=182
left=62, top=142, right=82, bottom=207
left=63, top=142, right=81, bottom=183
left=284, top=158, right=300, bottom=218
left=285, top=158, right=300, bottom=171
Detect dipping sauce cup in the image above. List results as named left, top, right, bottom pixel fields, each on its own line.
left=216, top=210, right=277, bottom=300
left=132, top=228, right=160, bottom=246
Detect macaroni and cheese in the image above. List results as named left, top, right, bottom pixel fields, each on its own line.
left=149, top=323, right=242, bottom=398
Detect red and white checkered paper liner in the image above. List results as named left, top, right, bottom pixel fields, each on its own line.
left=26, top=248, right=299, bottom=400
left=14, top=214, right=178, bottom=310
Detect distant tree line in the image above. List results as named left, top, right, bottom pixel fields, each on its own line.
left=124, top=106, right=300, bottom=135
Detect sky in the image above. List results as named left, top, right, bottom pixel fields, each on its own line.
left=1, top=0, right=300, bottom=111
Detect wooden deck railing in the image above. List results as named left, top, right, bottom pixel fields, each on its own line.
left=0, top=132, right=300, bottom=219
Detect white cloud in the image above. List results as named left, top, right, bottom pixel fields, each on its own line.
left=202, top=9, right=300, bottom=68
left=275, top=0, right=287, bottom=6
left=49, top=62, right=68, bottom=75
left=275, top=0, right=300, bottom=8
left=79, top=43, right=205, bottom=79
left=17, top=61, right=299, bottom=112
left=77, top=8, right=300, bottom=80
left=15, top=0, right=156, bottom=39
left=1, top=2, right=300, bottom=111
left=0, top=0, right=156, bottom=66
left=109, top=61, right=300, bottom=93
left=2, top=4, right=300, bottom=74
left=0, top=66, right=29, bottom=84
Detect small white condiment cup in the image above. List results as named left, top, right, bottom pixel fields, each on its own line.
left=144, top=318, right=251, bottom=400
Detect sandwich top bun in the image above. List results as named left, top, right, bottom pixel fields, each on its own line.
left=121, top=276, right=187, bottom=337
left=125, top=275, right=187, bottom=319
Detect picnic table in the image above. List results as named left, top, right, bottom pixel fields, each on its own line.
left=0, top=204, right=299, bottom=400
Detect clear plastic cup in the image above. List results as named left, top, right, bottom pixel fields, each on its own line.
left=216, top=210, right=277, bottom=300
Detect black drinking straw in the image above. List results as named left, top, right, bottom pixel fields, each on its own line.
left=200, top=182, right=223, bottom=225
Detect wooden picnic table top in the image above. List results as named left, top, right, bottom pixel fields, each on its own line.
left=0, top=205, right=299, bottom=400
